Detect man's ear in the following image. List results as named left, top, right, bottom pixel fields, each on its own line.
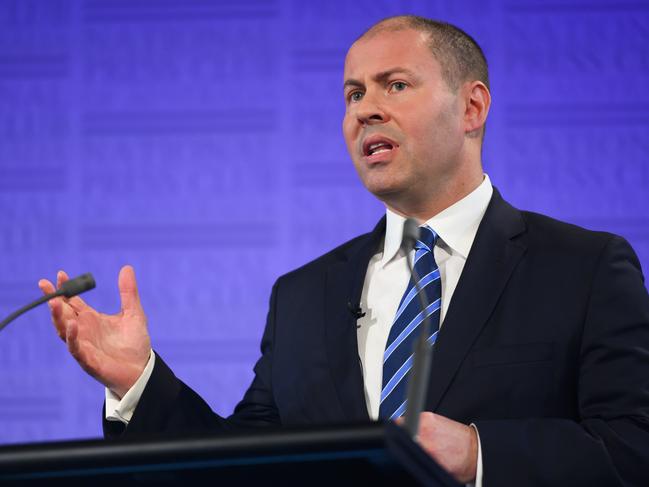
left=463, top=81, right=490, bottom=138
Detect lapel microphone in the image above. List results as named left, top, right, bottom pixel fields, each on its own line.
left=347, top=301, right=366, bottom=321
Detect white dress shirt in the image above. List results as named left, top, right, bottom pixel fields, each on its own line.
left=357, top=175, right=493, bottom=419
left=106, top=175, right=493, bottom=486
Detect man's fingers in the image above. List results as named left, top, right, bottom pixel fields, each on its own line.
left=38, top=279, right=56, bottom=295
left=118, top=265, right=142, bottom=314
left=66, top=319, right=80, bottom=357
left=49, top=298, right=69, bottom=341
left=53, top=270, right=90, bottom=311
left=56, top=270, right=69, bottom=289
left=67, top=294, right=89, bottom=312
left=66, top=315, right=100, bottom=379
left=40, top=277, right=79, bottom=342
left=49, top=297, right=63, bottom=321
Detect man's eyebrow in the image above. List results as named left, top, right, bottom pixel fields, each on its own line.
left=343, top=78, right=364, bottom=91
left=343, top=67, right=418, bottom=91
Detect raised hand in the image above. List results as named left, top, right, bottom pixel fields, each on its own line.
left=39, top=265, right=152, bottom=398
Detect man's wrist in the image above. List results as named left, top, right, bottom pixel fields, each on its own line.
left=459, top=423, right=478, bottom=483
left=105, top=350, right=156, bottom=424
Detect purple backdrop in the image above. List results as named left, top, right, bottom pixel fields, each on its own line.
left=1, top=0, right=648, bottom=444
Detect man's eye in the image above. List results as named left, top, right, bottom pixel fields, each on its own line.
left=389, top=81, right=407, bottom=92
left=349, top=91, right=363, bottom=103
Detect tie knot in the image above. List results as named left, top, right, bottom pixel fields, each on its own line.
left=416, top=225, right=438, bottom=251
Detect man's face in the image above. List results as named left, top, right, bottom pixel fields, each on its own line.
left=342, top=28, right=466, bottom=209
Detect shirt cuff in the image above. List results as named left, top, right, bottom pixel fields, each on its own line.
left=105, top=350, right=156, bottom=424
left=466, top=423, right=483, bottom=487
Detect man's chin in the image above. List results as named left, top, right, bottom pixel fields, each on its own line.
left=362, top=181, right=406, bottom=203
left=355, top=167, right=412, bottom=202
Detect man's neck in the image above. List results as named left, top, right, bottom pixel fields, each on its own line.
left=386, top=174, right=485, bottom=223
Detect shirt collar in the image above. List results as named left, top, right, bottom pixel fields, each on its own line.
left=380, top=174, right=494, bottom=267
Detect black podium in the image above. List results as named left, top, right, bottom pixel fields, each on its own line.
left=0, top=422, right=460, bottom=486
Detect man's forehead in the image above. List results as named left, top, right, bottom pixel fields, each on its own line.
left=347, top=26, right=428, bottom=53
left=343, top=28, right=435, bottom=78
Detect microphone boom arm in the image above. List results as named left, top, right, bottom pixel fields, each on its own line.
left=0, top=273, right=95, bottom=332
left=403, top=257, right=434, bottom=439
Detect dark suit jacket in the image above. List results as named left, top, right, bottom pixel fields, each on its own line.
left=105, top=189, right=649, bottom=486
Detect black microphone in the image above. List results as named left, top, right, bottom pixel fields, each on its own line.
left=0, top=273, right=96, bottom=333
left=399, top=219, right=435, bottom=439
left=347, top=301, right=366, bottom=321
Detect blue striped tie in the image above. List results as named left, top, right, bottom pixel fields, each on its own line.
left=379, top=225, right=441, bottom=420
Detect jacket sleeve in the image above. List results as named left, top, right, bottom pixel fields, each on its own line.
left=475, top=236, right=649, bottom=486
left=104, top=280, right=282, bottom=439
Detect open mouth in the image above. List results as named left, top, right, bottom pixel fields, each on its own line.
left=366, top=142, right=393, bottom=156
left=362, top=136, right=398, bottom=158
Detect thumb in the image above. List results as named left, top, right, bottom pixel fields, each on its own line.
left=118, top=265, right=142, bottom=314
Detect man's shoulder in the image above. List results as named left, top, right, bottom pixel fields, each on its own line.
left=517, top=208, right=626, bottom=260
left=489, top=191, right=632, bottom=264
left=520, top=209, right=612, bottom=241
left=275, top=228, right=377, bottom=287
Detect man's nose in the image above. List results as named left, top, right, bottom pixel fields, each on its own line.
left=356, top=92, right=388, bottom=125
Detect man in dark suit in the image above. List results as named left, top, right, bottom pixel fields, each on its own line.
left=40, top=16, right=649, bottom=486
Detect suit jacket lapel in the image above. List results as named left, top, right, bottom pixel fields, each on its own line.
left=324, top=218, right=385, bottom=422
left=427, top=189, right=528, bottom=411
